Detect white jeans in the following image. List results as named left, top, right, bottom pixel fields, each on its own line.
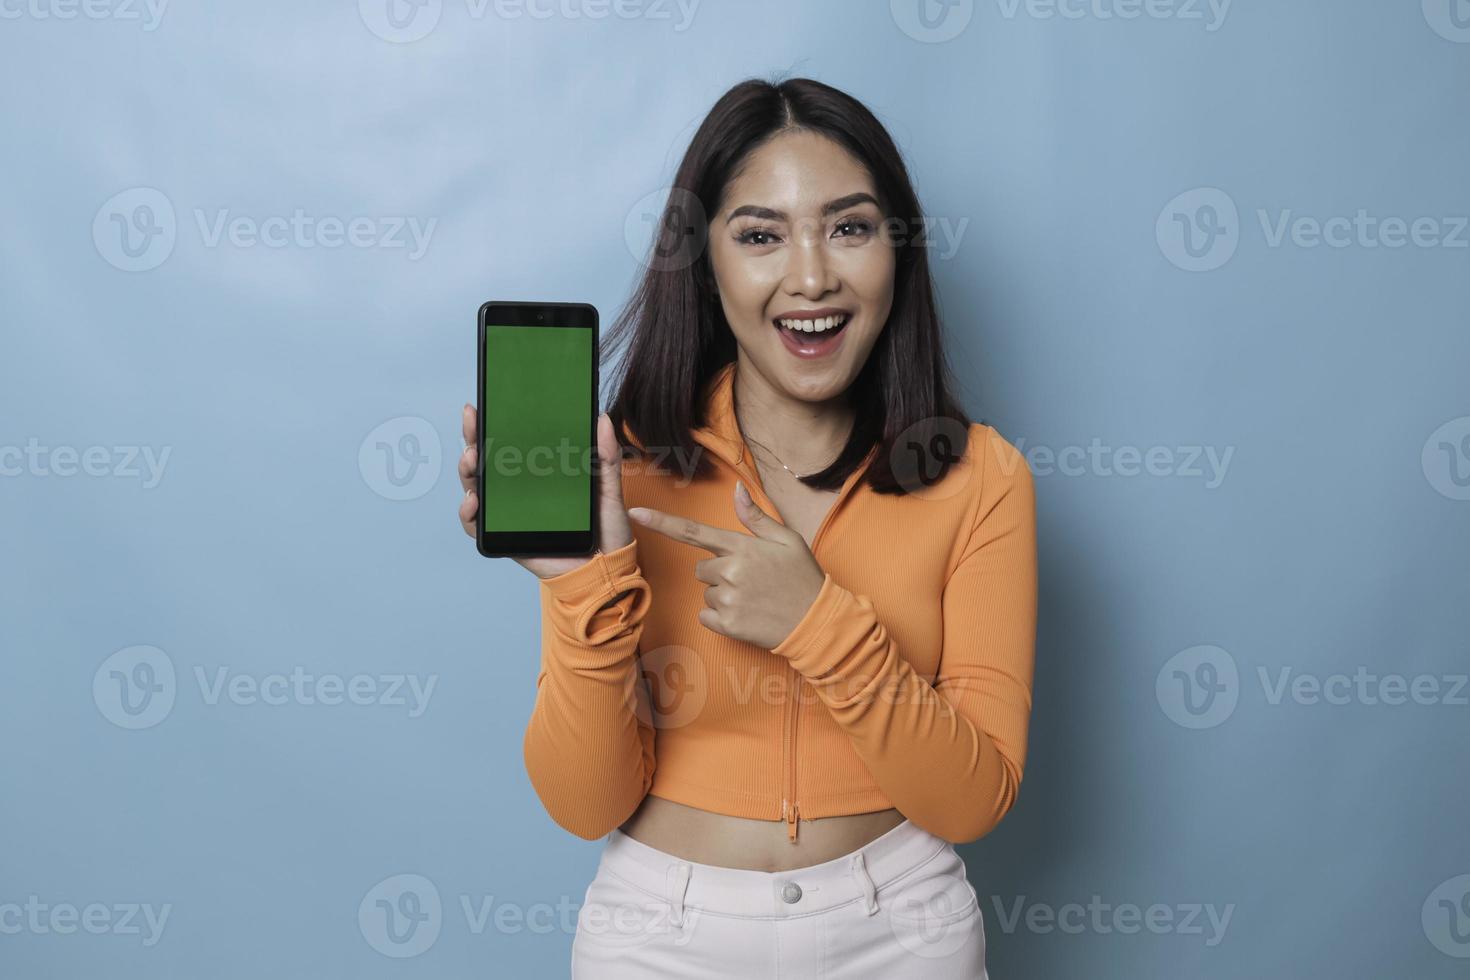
left=571, top=818, right=989, bottom=979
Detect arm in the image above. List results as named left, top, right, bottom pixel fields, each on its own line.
left=771, top=428, right=1038, bottom=844
left=522, top=539, right=657, bottom=840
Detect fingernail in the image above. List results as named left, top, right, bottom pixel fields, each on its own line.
left=628, top=507, right=650, bottom=523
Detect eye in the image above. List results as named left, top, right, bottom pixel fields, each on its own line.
left=735, top=226, right=782, bottom=247
left=833, top=216, right=876, bottom=240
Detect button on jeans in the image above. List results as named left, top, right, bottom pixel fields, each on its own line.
left=571, top=818, right=989, bottom=979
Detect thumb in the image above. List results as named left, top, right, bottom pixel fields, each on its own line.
left=593, top=412, right=635, bottom=552
left=595, top=413, right=626, bottom=506
left=734, top=480, right=787, bottom=541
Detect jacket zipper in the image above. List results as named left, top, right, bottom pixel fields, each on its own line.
left=725, top=445, right=873, bottom=846
left=785, top=662, right=801, bottom=841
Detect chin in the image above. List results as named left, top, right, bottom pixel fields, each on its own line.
left=777, top=364, right=855, bottom=401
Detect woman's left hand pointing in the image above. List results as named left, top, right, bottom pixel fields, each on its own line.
left=627, top=481, right=825, bottom=651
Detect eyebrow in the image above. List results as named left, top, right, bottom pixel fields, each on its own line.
left=725, top=192, right=881, bottom=224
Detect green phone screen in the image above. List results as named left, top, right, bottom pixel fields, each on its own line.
left=482, top=324, right=593, bottom=532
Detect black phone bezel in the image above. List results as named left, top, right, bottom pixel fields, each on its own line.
left=476, top=301, right=598, bottom=558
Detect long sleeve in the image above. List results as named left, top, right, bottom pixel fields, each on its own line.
left=522, top=539, right=657, bottom=840
left=770, top=428, right=1038, bottom=844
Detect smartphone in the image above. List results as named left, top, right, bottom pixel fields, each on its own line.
left=476, top=301, right=598, bottom=558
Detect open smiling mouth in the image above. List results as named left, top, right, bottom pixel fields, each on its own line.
left=772, top=313, right=852, bottom=358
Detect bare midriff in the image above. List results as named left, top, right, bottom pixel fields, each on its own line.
left=618, top=796, right=907, bottom=872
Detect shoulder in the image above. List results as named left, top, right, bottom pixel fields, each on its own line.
left=939, top=423, right=1035, bottom=566
left=966, top=422, right=1031, bottom=487
left=964, top=422, right=1034, bottom=521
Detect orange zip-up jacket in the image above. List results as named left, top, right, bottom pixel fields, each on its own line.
left=523, top=361, right=1037, bottom=845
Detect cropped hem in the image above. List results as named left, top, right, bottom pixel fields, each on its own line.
left=646, top=777, right=896, bottom=824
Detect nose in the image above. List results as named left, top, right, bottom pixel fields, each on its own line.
left=783, top=228, right=838, bottom=299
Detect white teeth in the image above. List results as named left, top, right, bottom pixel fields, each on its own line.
left=777, top=314, right=849, bottom=333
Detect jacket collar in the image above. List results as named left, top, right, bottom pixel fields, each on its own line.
left=688, top=359, right=879, bottom=485
left=621, top=359, right=876, bottom=533
left=690, top=361, right=747, bottom=469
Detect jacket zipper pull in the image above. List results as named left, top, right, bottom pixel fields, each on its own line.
left=786, top=801, right=799, bottom=842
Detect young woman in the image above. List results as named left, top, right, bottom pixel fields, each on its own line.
left=458, top=76, right=1037, bottom=979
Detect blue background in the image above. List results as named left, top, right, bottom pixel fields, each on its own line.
left=2, top=0, right=1468, bottom=976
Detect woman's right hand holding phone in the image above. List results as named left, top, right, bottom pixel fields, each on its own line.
left=458, top=405, right=636, bottom=581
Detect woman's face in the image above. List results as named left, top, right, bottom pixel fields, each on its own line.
left=707, top=129, right=895, bottom=402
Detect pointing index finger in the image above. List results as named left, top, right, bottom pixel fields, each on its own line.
left=630, top=507, right=743, bottom=555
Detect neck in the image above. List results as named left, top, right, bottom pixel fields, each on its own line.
left=730, top=356, right=855, bottom=474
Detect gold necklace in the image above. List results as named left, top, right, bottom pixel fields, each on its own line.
left=732, top=376, right=850, bottom=481
left=741, top=431, right=813, bottom=480
left=738, top=417, right=852, bottom=481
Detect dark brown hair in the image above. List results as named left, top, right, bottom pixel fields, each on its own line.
left=603, top=74, right=973, bottom=494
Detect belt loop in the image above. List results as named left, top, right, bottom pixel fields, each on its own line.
left=850, top=851, right=879, bottom=915
left=667, top=862, right=692, bottom=927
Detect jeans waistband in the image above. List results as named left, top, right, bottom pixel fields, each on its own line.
left=598, top=818, right=950, bottom=921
